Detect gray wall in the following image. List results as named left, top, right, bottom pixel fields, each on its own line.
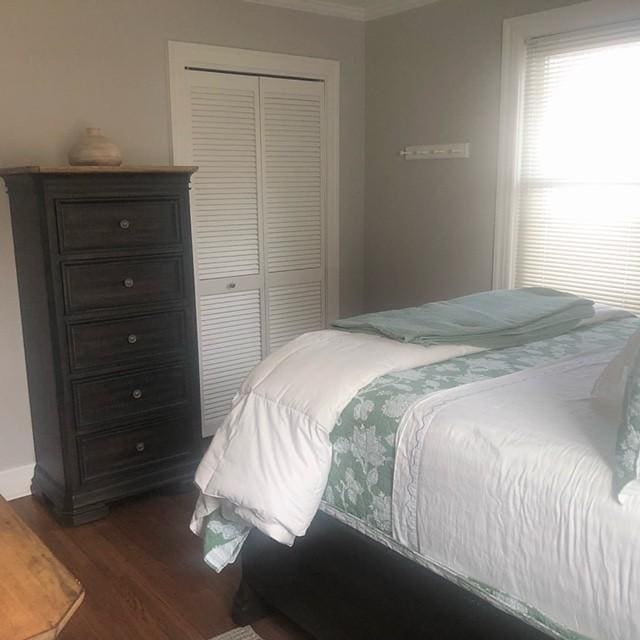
left=0, top=0, right=365, bottom=476
left=364, top=0, right=585, bottom=311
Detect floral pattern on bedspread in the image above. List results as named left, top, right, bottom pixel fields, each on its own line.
left=323, top=316, right=640, bottom=535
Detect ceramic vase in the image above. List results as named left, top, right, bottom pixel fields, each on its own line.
left=68, top=127, right=122, bottom=166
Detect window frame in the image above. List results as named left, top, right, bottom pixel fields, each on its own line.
left=492, top=0, right=640, bottom=289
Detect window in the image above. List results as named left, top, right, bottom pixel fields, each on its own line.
left=495, top=3, right=640, bottom=312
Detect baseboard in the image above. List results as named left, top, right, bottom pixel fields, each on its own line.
left=0, top=463, right=34, bottom=500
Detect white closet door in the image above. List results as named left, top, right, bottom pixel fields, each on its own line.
left=187, top=71, right=265, bottom=435
left=260, top=77, right=326, bottom=352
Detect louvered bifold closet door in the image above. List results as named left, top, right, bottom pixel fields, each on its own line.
left=260, top=77, right=326, bottom=352
left=187, top=71, right=265, bottom=436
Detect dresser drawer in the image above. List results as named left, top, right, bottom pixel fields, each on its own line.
left=68, top=311, right=186, bottom=371
left=73, top=365, right=188, bottom=429
left=57, top=198, right=181, bottom=253
left=79, top=417, right=191, bottom=481
left=62, top=256, right=184, bottom=313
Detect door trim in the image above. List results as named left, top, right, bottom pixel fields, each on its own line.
left=168, top=41, right=340, bottom=322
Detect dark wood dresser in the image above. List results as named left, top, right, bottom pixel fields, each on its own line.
left=1, top=166, right=202, bottom=525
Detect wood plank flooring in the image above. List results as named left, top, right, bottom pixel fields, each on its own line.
left=10, top=489, right=310, bottom=640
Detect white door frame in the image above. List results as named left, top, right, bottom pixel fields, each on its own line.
left=168, top=40, right=340, bottom=322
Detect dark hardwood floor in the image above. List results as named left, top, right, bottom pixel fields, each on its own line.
left=10, top=488, right=310, bottom=640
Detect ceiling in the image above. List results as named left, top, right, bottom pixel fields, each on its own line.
left=242, top=0, right=441, bottom=21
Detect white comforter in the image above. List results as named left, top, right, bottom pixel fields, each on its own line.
left=191, top=330, right=482, bottom=546
left=393, top=348, right=640, bottom=640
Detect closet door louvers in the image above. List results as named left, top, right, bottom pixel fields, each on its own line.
left=260, top=77, right=326, bottom=353
left=187, top=71, right=265, bottom=435
left=187, top=72, right=327, bottom=436
left=198, top=290, right=263, bottom=427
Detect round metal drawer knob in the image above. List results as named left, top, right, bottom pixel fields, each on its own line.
left=131, top=388, right=143, bottom=400
left=119, top=218, right=131, bottom=230
left=135, top=442, right=145, bottom=452
left=127, top=334, right=137, bottom=344
left=227, top=282, right=237, bottom=290
left=123, top=277, right=134, bottom=288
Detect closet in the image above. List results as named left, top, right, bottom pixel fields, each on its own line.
left=184, top=70, right=327, bottom=435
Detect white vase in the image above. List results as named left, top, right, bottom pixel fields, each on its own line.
left=68, top=127, right=122, bottom=166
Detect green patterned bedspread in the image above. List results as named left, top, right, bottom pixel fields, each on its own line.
left=323, top=316, right=640, bottom=535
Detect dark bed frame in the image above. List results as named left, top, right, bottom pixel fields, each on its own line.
left=232, top=511, right=555, bottom=640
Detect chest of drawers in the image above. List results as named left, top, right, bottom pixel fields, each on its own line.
left=2, top=166, right=201, bottom=524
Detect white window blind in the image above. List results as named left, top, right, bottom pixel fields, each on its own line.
left=514, top=20, right=640, bottom=311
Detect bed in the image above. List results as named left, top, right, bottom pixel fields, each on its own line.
left=191, top=290, right=640, bottom=640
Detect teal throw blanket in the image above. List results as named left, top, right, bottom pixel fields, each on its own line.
left=332, top=288, right=595, bottom=349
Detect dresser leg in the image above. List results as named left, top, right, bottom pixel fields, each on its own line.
left=30, top=478, right=46, bottom=500
left=55, top=502, right=110, bottom=527
left=31, top=475, right=109, bottom=526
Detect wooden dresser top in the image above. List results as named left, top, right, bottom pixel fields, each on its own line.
left=0, top=165, right=198, bottom=176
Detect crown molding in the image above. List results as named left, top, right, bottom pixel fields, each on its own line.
left=242, top=0, right=441, bottom=21
left=242, top=0, right=366, bottom=21
left=365, top=0, right=440, bottom=20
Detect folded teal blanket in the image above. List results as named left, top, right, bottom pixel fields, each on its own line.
left=333, top=288, right=595, bottom=349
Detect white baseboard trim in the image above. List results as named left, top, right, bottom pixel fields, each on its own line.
left=0, top=463, right=34, bottom=500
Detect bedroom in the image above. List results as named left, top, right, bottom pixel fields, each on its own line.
left=0, top=0, right=638, bottom=638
